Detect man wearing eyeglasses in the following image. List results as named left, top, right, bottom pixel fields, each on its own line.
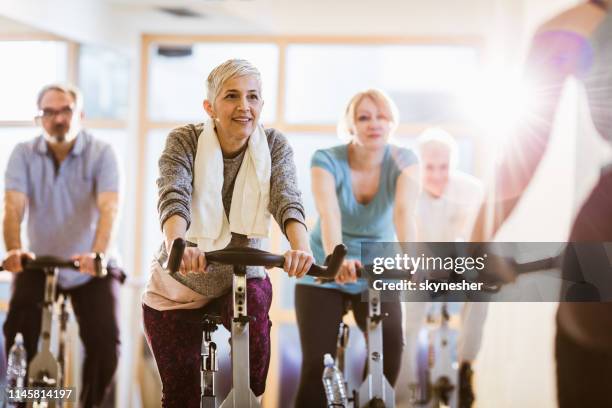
left=2, top=84, right=121, bottom=408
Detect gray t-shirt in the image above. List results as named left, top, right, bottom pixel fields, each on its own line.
left=155, top=123, right=306, bottom=297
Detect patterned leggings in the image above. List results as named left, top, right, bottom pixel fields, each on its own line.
left=143, top=276, right=272, bottom=408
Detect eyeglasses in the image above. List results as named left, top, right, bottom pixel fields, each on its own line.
left=37, top=106, right=74, bottom=120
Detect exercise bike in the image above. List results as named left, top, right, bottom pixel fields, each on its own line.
left=411, top=301, right=459, bottom=408
left=330, top=266, right=410, bottom=408
left=165, top=238, right=347, bottom=408
left=412, top=244, right=565, bottom=408
left=1, top=253, right=108, bottom=408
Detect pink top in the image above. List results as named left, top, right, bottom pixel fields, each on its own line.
left=142, top=260, right=211, bottom=311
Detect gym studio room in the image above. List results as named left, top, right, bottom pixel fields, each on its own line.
left=0, top=0, right=610, bottom=407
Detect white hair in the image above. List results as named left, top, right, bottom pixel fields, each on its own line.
left=416, top=127, right=459, bottom=168
left=206, top=59, right=262, bottom=102
left=36, top=83, right=83, bottom=111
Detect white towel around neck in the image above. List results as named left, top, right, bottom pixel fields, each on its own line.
left=185, top=120, right=271, bottom=251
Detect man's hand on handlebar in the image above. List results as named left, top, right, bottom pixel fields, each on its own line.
left=335, top=259, right=362, bottom=284
left=2, top=249, right=35, bottom=273
left=282, top=250, right=314, bottom=278
left=71, top=253, right=99, bottom=276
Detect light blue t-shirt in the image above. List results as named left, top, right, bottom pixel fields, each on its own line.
left=299, top=143, right=418, bottom=294
left=4, top=130, right=119, bottom=289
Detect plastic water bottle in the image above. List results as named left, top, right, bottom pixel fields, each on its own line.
left=6, top=333, right=27, bottom=405
left=322, top=353, right=347, bottom=407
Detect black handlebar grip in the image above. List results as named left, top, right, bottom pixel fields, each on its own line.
left=165, top=238, right=186, bottom=274
left=308, top=244, right=347, bottom=278
left=205, top=247, right=285, bottom=267
left=326, top=244, right=347, bottom=276
left=93, top=253, right=107, bottom=277
left=22, top=256, right=79, bottom=270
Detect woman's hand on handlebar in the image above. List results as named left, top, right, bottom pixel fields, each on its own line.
left=283, top=250, right=314, bottom=278
left=177, top=247, right=208, bottom=276
left=2, top=249, right=34, bottom=273
left=335, top=259, right=362, bottom=284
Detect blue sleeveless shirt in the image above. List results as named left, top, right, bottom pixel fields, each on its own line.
left=298, top=143, right=418, bottom=294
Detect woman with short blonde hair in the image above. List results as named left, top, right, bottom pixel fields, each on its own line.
left=142, top=59, right=314, bottom=407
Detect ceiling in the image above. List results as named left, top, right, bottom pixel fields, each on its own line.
left=0, top=0, right=578, bottom=51
left=0, top=14, right=47, bottom=35
left=107, top=0, right=501, bottom=36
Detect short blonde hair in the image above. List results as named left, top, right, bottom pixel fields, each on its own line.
left=206, top=59, right=262, bottom=102
left=36, top=83, right=83, bottom=111
left=338, top=89, right=399, bottom=141
left=417, top=127, right=459, bottom=169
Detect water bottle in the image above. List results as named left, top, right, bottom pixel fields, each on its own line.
left=322, top=353, right=347, bottom=407
left=6, top=333, right=27, bottom=406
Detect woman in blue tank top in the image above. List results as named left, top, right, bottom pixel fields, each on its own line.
left=294, top=89, right=420, bottom=407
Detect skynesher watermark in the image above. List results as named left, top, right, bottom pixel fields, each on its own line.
left=372, top=279, right=484, bottom=292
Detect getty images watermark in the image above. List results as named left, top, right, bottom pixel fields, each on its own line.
left=370, top=251, right=488, bottom=292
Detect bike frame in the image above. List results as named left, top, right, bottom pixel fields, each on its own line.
left=426, top=302, right=458, bottom=408
left=219, top=264, right=260, bottom=408
left=334, top=288, right=395, bottom=408
left=28, top=265, right=63, bottom=408
left=357, top=288, right=395, bottom=408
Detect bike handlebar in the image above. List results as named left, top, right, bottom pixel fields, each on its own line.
left=316, top=265, right=414, bottom=284
left=164, top=238, right=347, bottom=279
left=0, top=253, right=107, bottom=277
left=24, top=256, right=80, bottom=270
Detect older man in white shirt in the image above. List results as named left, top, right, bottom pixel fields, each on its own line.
left=397, top=128, right=488, bottom=408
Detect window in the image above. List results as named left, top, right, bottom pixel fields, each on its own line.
left=148, top=43, right=279, bottom=124
left=285, top=44, right=479, bottom=124
left=0, top=41, right=68, bottom=121
left=79, top=45, right=130, bottom=120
